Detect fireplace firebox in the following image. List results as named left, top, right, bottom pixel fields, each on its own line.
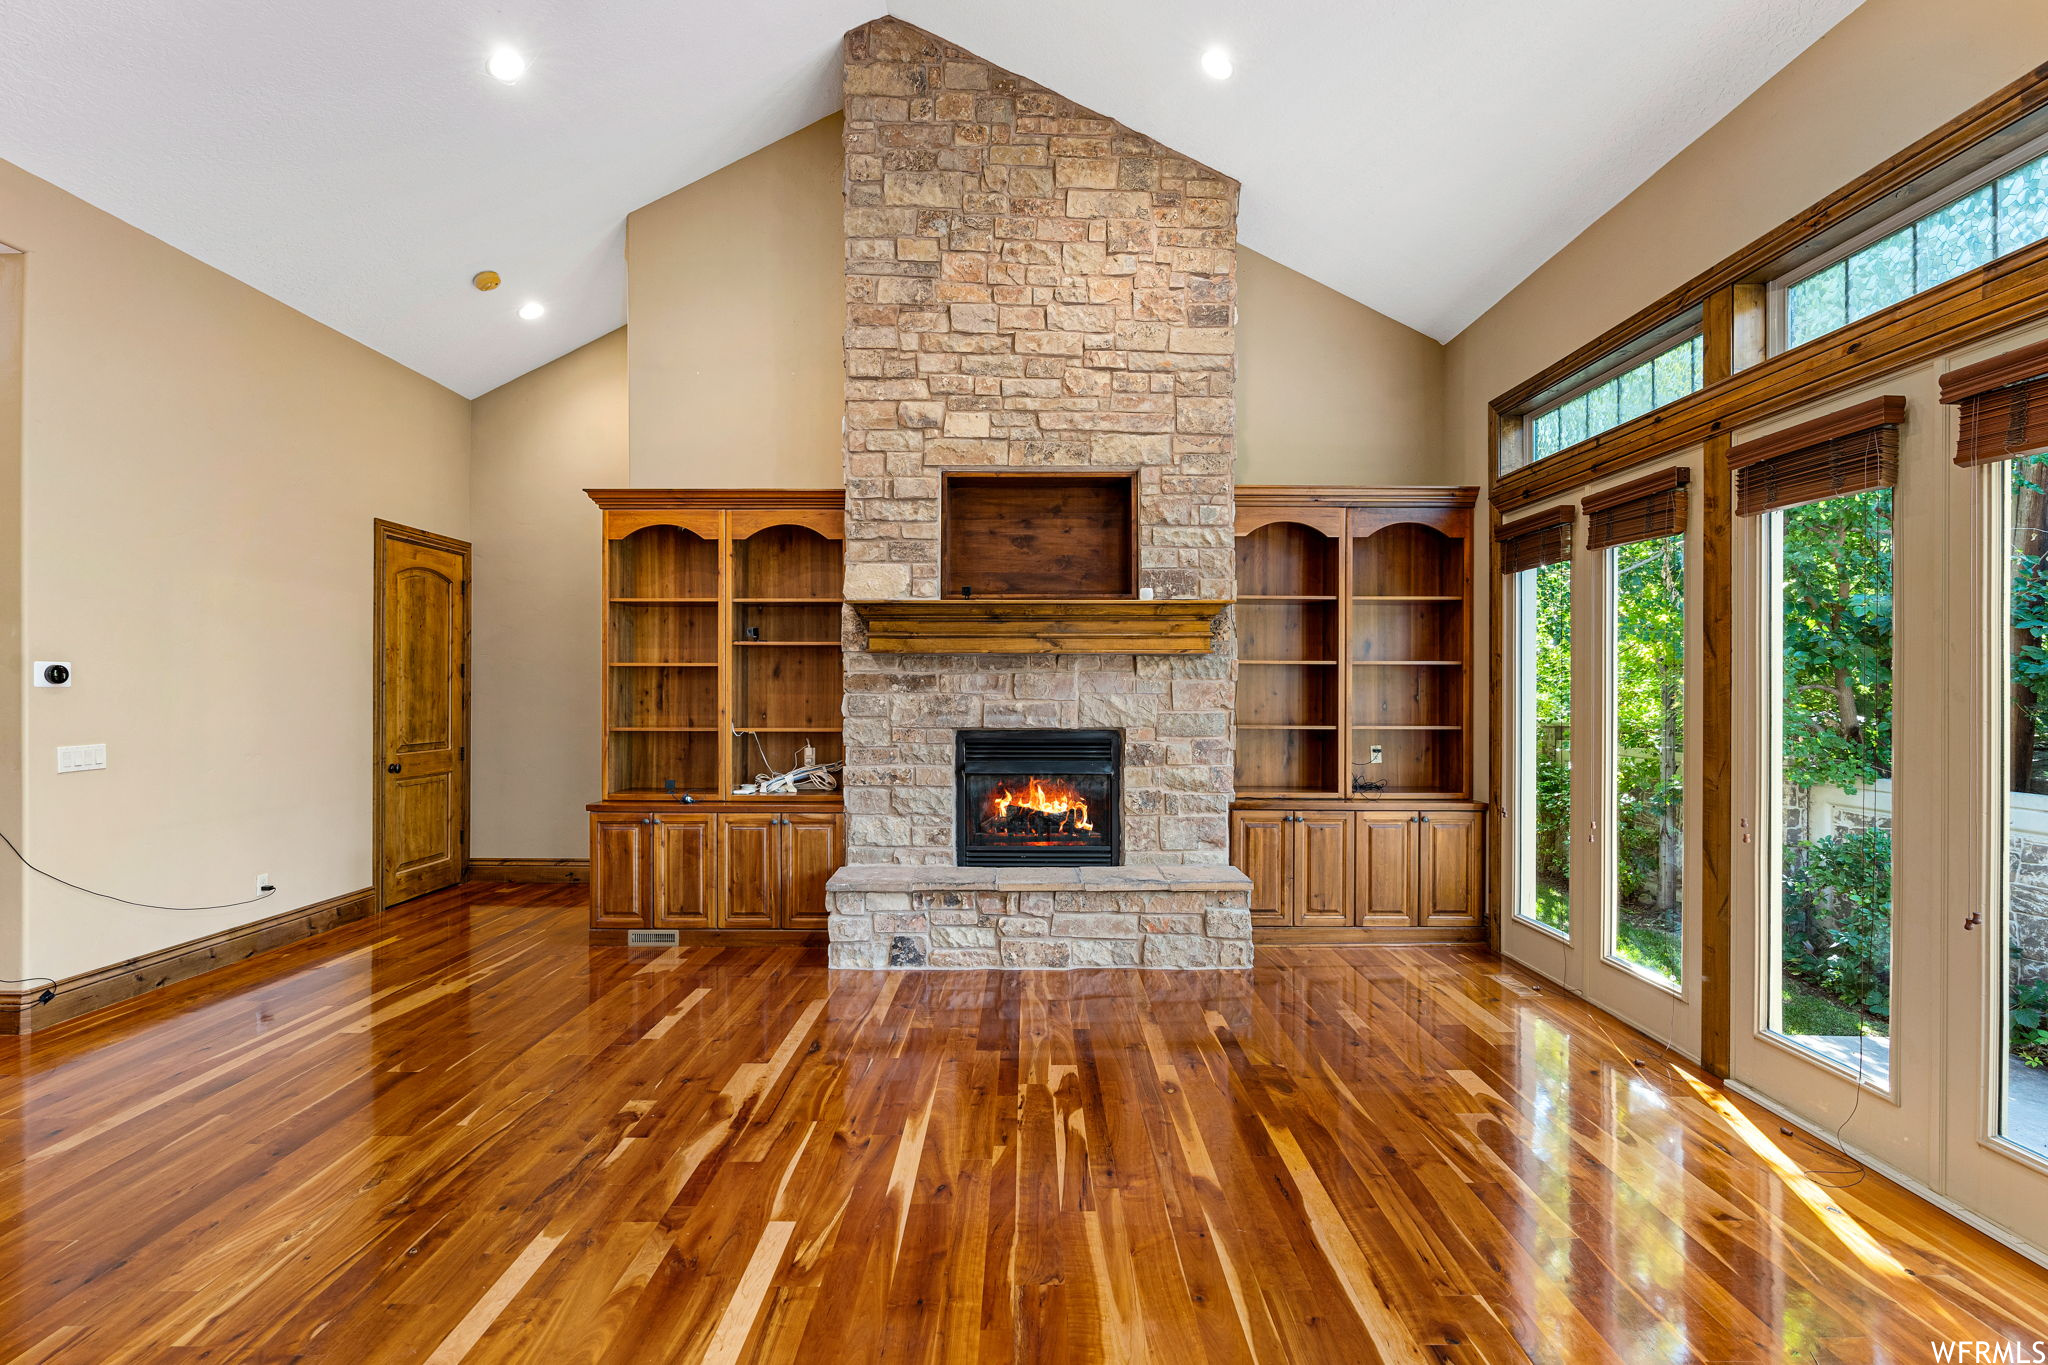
left=956, top=729, right=1121, bottom=866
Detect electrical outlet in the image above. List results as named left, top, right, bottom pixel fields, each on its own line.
left=56, top=743, right=105, bottom=772
left=257, top=872, right=273, bottom=893
left=1368, top=744, right=1384, bottom=765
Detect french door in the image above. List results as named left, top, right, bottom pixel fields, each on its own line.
left=1729, top=360, right=2048, bottom=1257
left=1942, top=363, right=2048, bottom=1251
left=1501, top=452, right=1703, bottom=1057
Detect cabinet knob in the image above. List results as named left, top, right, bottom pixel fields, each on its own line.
left=386, top=763, right=402, bottom=774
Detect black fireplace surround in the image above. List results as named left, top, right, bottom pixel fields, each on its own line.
left=955, top=729, right=1121, bottom=866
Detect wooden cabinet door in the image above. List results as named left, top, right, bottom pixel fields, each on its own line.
left=590, top=815, right=649, bottom=929
left=1294, top=815, right=1353, bottom=927
left=719, top=814, right=780, bottom=928
left=780, top=814, right=843, bottom=930
left=652, top=814, right=716, bottom=929
left=1417, top=810, right=1482, bottom=927
left=1231, top=811, right=1294, bottom=926
left=1356, top=811, right=1420, bottom=927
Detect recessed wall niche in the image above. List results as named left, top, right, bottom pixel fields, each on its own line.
left=940, top=472, right=1137, bottom=600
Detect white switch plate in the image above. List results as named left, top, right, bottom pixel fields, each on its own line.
left=33, top=661, right=72, bottom=688
left=57, top=743, right=105, bottom=772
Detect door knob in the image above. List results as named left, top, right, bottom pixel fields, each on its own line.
left=1965, top=911, right=1983, bottom=930
left=386, top=763, right=402, bottom=773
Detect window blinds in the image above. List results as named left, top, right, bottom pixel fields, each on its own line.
left=1495, top=506, right=1574, bottom=575
left=1581, top=467, right=1690, bottom=549
left=1728, top=396, right=1905, bottom=516
left=1939, top=337, right=2048, bottom=467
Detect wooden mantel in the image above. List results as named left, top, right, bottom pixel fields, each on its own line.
left=853, top=598, right=1228, bottom=655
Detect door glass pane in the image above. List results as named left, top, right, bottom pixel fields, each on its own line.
left=1612, top=534, right=1684, bottom=984
left=1518, top=559, right=1573, bottom=932
left=1772, top=491, right=1894, bottom=1085
left=2003, top=455, right=2048, bottom=1155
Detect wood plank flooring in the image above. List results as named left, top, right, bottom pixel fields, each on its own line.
left=2, top=883, right=2045, bottom=1362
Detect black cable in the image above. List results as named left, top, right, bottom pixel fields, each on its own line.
left=0, top=828, right=277, bottom=912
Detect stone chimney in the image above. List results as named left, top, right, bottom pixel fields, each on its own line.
left=826, top=17, right=1252, bottom=969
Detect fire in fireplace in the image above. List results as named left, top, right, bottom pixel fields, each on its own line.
left=956, top=729, right=1120, bottom=866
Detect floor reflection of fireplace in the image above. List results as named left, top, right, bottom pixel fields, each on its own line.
left=956, top=729, right=1121, bottom=866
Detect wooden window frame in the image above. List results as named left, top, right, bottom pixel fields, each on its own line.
left=1510, top=319, right=1704, bottom=473
left=1491, top=64, right=2048, bottom=516
left=1767, top=125, right=2048, bottom=357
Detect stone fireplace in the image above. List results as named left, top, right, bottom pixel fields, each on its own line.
left=823, top=17, right=1253, bottom=969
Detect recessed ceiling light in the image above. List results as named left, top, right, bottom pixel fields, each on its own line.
left=486, top=47, right=528, bottom=84
left=1200, top=47, right=1233, bottom=80
left=518, top=300, right=546, bottom=321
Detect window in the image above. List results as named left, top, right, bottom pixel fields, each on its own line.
left=1500, top=508, right=1576, bottom=935
left=1732, top=398, right=1903, bottom=1086
left=1768, top=488, right=1894, bottom=1084
left=1610, top=532, right=1685, bottom=985
left=1783, top=148, right=2048, bottom=350
left=1527, top=334, right=1704, bottom=465
left=1524, top=558, right=1573, bottom=933
left=2003, top=454, right=2048, bottom=1156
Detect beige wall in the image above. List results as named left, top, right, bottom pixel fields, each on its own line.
left=628, top=116, right=845, bottom=489
left=623, top=111, right=1442, bottom=492
left=1237, top=250, right=1444, bottom=485
left=470, top=330, right=628, bottom=859
left=1443, top=0, right=2048, bottom=477
left=0, top=157, right=470, bottom=983
left=0, top=253, right=22, bottom=981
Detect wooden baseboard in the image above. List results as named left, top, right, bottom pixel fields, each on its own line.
left=0, top=885, right=377, bottom=1035
left=466, top=858, right=590, bottom=884
left=587, top=928, right=827, bottom=947
left=1252, top=925, right=1487, bottom=946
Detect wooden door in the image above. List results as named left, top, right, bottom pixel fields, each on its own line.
left=590, top=815, right=650, bottom=928
left=375, top=522, right=469, bottom=907
left=1356, top=811, right=1419, bottom=927
left=652, top=815, right=715, bottom=929
left=719, top=814, right=780, bottom=928
left=1231, top=811, right=1293, bottom=925
left=780, top=814, right=843, bottom=930
left=1294, top=814, right=1353, bottom=927
left=1417, top=809, right=1482, bottom=927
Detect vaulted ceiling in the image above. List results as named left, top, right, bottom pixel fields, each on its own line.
left=0, top=1, right=1861, bottom=397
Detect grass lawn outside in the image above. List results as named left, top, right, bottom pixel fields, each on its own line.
left=1780, top=976, right=1890, bottom=1039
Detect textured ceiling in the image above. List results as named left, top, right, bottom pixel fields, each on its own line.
left=0, top=1, right=1860, bottom=396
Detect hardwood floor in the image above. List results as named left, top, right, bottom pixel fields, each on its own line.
left=2, top=884, right=2044, bottom=1362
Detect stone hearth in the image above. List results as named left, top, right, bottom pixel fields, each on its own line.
left=824, top=866, right=1252, bottom=969
left=828, top=18, right=1249, bottom=969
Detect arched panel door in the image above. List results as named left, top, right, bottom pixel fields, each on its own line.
left=375, top=521, right=469, bottom=907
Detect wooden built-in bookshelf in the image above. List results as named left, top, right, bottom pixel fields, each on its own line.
left=584, top=490, right=846, bottom=935
left=1231, top=486, right=1484, bottom=943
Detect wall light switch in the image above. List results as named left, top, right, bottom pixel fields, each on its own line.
left=57, top=743, right=106, bottom=773
left=34, top=662, right=72, bottom=687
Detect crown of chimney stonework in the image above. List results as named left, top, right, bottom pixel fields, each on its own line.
left=839, top=17, right=1239, bottom=605
left=827, top=19, right=1250, bottom=970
